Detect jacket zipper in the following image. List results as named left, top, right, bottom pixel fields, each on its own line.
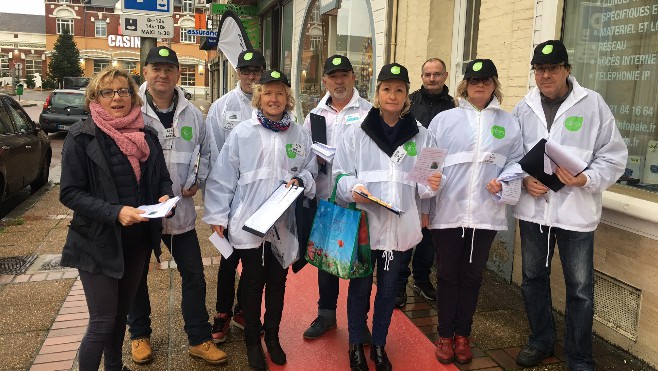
left=466, top=109, right=482, bottom=228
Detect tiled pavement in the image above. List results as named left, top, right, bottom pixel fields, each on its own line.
left=0, top=184, right=655, bottom=370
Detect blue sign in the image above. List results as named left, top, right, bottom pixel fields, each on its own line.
left=186, top=29, right=218, bottom=37
left=122, top=0, right=172, bottom=15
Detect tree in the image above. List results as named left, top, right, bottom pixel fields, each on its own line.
left=47, top=29, right=83, bottom=87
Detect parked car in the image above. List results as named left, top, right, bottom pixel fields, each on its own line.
left=62, top=77, right=90, bottom=90
left=181, top=87, right=193, bottom=100
left=0, top=94, right=52, bottom=199
left=39, top=89, right=88, bottom=133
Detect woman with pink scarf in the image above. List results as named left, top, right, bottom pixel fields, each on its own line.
left=60, top=67, right=173, bottom=371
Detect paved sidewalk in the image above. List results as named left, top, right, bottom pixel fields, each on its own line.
left=0, top=181, right=654, bottom=370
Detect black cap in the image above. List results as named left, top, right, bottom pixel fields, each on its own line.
left=531, top=40, right=568, bottom=65
left=145, top=46, right=179, bottom=66
left=463, top=59, right=498, bottom=79
left=377, top=63, right=410, bottom=84
left=237, top=50, right=266, bottom=69
left=323, top=55, right=353, bottom=74
left=258, top=69, right=290, bottom=87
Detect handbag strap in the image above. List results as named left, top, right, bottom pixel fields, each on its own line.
left=331, top=173, right=357, bottom=210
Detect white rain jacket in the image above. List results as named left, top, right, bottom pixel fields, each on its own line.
left=206, top=82, right=254, bottom=164
left=511, top=76, right=627, bottom=232
left=428, top=97, right=523, bottom=231
left=303, top=88, right=372, bottom=200
left=139, top=83, right=211, bottom=235
left=333, top=108, right=438, bottom=257
left=203, top=111, right=317, bottom=249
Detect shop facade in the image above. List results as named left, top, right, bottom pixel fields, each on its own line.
left=0, top=13, right=47, bottom=84
left=44, top=0, right=209, bottom=94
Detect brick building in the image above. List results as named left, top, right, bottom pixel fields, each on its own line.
left=0, top=13, right=47, bottom=83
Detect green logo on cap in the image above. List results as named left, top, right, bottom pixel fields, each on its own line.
left=159, top=49, right=169, bottom=57
left=271, top=71, right=281, bottom=78
left=542, top=45, right=554, bottom=54
left=391, top=66, right=401, bottom=75
left=332, top=57, right=342, bottom=65
left=244, top=52, right=253, bottom=61
left=491, top=125, right=505, bottom=139
left=180, top=126, right=193, bottom=141
left=564, top=116, right=583, bottom=132
left=472, top=62, right=483, bottom=71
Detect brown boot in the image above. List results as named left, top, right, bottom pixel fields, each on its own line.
left=131, top=338, right=153, bottom=364
left=435, top=337, right=454, bottom=364
left=454, top=336, right=473, bottom=364
left=189, top=340, right=228, bottom=365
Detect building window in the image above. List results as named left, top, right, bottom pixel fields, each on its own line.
left=95, top=20, right=106, bottom=37
left=25, top=58, right=42, bottom=77
left=180, top=28, right=196, bottom=43
left=563, top=1, right=658, bottom=192
left=116, top=60, right=137, bottom=74
left=0, top=54, right=8, bottom=77
left=58, top=0, right=70, bottom=3
left=93, top=59, right=110, bottom=73
left=56, top=18, right=74, bottom=34
left=183, top=0, right=193, bottom=13
left=180, top=64, right=195, bottom=86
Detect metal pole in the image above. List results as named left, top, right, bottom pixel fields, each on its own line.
left=140, top=37, right=157, bottom=85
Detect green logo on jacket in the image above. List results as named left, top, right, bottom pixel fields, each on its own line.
left=286, top=143, right=296, bottom=158
left=403, top=141, right=417, bottom=156
left=564, top=116, right=583, bottom=131
left=180, top=126, right=193, bottom=141
left=491, top=125, right=505, bottom=139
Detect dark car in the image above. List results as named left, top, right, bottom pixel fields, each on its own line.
left=39, top=89, right=88, bottom=133
left=0, top=94, right=52, bottom=200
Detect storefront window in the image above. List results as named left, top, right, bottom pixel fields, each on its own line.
left=0, top=54, right=8, bottom=77
left=563, top=1, right=658, bottom=192
left=180, top=64, right=195, bottom=86
left=116, top=60, right=137, bottom=74
left=263, top=15, right=272, bottom=69
left=297, top=0, right=375, bottom=118
left=25, top=58, right=42, bottom=77
left=280, top=2, right=293, bottom=78
left=94, top=59, right=110, bottom=73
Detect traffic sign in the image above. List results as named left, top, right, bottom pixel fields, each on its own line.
left=186, top=29, right=217, bottom=37
left=122, top=0, right=173, bottom=16
left=121, top=14, right=174, bottom=38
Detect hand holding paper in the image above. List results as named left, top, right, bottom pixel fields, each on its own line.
left=137, top=196, right=181, bottom=219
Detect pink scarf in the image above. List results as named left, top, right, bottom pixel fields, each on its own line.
left=90, top=102, right=150, bottom=183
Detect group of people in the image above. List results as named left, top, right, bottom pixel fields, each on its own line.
left=59, top=38, right=627, bottom=371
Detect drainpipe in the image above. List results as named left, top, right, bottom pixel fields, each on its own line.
left=386, top=0, right=399, bottom=64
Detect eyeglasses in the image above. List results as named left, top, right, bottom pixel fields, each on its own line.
left=99, top=88, right=132, bottom=99
left=240, top=69, right=263, bottom=77
left=422, top=72, right=447, bottom=79
left=467, top=77, right=494, bottom=86
left=533, top=64, right=564, bottom=75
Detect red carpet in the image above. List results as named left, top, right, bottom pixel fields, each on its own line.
left=266, top=266, right=458, bottom=371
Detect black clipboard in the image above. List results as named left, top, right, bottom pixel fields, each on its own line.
left=310, top=113, right=328, bottom=174
left=518, top=138, right=565, bottom=192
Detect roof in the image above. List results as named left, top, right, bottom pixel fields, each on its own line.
left=84, top=0, right=119, bottom=7
left=0, top=13, right=46, bottom=34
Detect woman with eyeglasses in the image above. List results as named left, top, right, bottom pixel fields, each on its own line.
left=60, top=67, right=173, bottom=371
left=427, top=59, right=523, bottom=365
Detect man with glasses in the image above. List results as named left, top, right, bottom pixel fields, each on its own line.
left=128, top=46, right=226, bottom=365
left=302, top=55, right=372, bottom=341
left=206, top=49, right=266, bottom=344
left=512, top=40, right=627, bottom=370
left=396, top=58, right=455, bottom=307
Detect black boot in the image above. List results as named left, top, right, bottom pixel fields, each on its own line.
left=349, top=343, right=369, bottom=371
left=370, top=345, right=392, bottom=371
left=246, top=331, right=266, bottom=370
left=264, top=329, right=287, bottom=365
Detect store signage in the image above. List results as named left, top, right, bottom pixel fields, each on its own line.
left=211, top=4, right=257, bottom=17
left=195, top=13, right=206, bottom=30
left=121, top=14, right=173, bottom=38
left=122, top=0, right=172, bottom=16
left=186, top=29, right=217, bottom=37
left=107, top=35, right=141, bottom=48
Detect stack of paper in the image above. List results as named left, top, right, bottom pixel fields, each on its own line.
left=544, top=139, right=588, bottom=176
left=312, top=142, right=336, bottom=163
left=138, top=196, right=181, bottom=218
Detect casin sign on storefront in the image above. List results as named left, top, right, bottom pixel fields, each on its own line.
left=564, top=1, right=658, bottom=191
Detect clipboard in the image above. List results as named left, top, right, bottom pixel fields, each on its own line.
left=243, top=183, right=305, bottom=237
left=310, top=113, right=328, bottom=174
left=353, top=190, right=404, bottom=215
left=518, top=139, right=565, bottom=192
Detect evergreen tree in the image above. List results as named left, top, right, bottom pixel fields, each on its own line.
left=47, top=29, right=83, bottom=86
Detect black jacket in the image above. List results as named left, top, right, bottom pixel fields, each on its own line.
left=60, top=117, right=173, bottom=279
left=409, top=85, right=455, bottom=128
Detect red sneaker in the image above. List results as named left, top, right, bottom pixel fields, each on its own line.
left=454, top=336, right=473, bottom=364
left=435, top=337, right=454, bottom=364
left=231, top=309, right=245, bottom=330
left=211, top=313, right=231, bottom=343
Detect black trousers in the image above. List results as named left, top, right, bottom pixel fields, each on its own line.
left=432, top=228, right=496, bottom=338
left=236, top=243, right=288, bottom=345
left=215, top=251, right=244, bottom=315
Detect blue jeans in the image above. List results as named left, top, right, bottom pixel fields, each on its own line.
left=398, top=228, right=435, bottom=289
left=519, top=220, right=595, bottom=371
left=128, top=229, right=212, bottom=346
left=347, top=250, right=404, bottom=346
